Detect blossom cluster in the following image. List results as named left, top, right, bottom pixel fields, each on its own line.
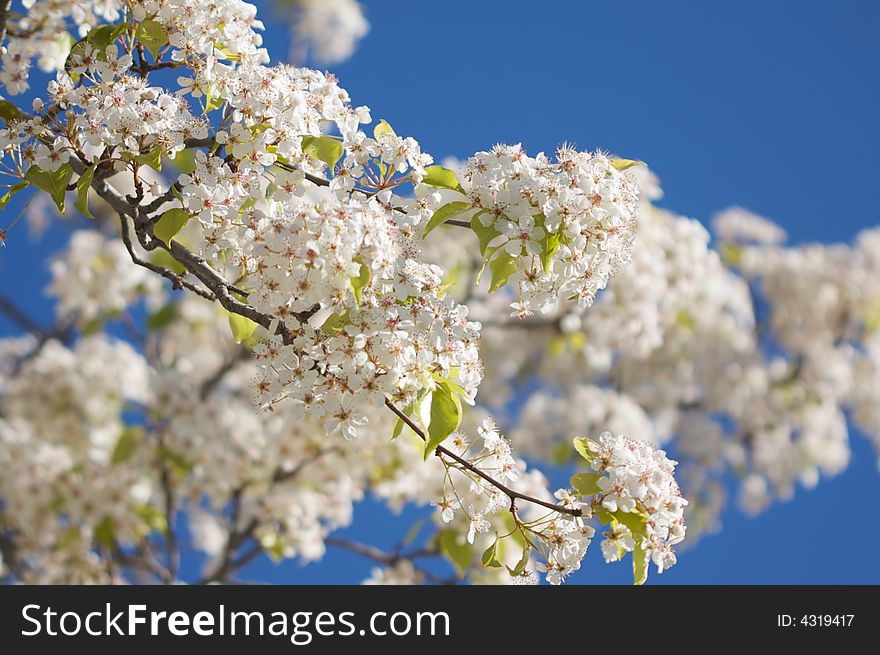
left=459, top=143, right=640, bottom=316
left=247, top=184, right=482, bottom=438
left=583, top=432, right=687, bottom=574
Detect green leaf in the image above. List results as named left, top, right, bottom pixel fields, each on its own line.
left=228, top=312, right=258, bottom=343
left=470, top=212, right=502, bottom=257
left=0, top=99, right=22, bottom=124
left=89, top=22, right=128, bottom=52
left=320, top=310, right=349, bottom=336
left=438, top=530, right=473, bottom=576
left=111, top=426, right=142, bottom=465
left=146, top=304, right=178, bottom=331
left=402, top=519, right=425, bottom=547
left=570, top=472, right=604, bottom=497
left=133, top=145, right=162, bottom=171
left=424, top=380, right=462, bottom=459
left=481, top=536, right=502, bottom=568
left=610, top=158, right=646, bottom=171
left=573, top=437, right=599, bottom=462
left=170, top=148, right=198, bottom=174
left=153, top=208, right=190, bottom=246
left=93, top=516, right=116, bottom=550
left=0, top=181, right=28, bottom=209
left=260, top=533, right=287, bottom=562
left=159, top=445, right=194, bottom=474
left=421, top=165, right=465, bottom=193
left=25, top=164, right=73, bottom=214
left=135, top=504, right=168, bottom=534
left=719, top=243, right=743, bottom=267
left=488, top=251, right=518, bottom=293
left=611, top=510, right=649, bottom=538
left=150, top=249, right=186, bottom=275
left=507, top=544, right=532, bottom=577
left=75, top=164, right=96, bottom=219
left=594, top=506, right=614, bottom=526
left=301, top=135, right=344, bottom=173
left=540, top=228, right=563, bottom=273
left=81, top=316, right=103, bottom=336
left=203, top=88, right=226, bottom=114
left=423, top=201, right=471, bottom=237
left=350, top=258, right=371, bottom=305
left=373, top=119, right=396, bottom=140
left=391, top=404, right=412, bottom=440
left=633, top=537, right=650, bottom=585
left=135, top=19, right=169, bottom=59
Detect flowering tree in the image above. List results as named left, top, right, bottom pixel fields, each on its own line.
left=0, top=1, right=876, bottom=586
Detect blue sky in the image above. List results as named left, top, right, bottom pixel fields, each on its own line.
left=2, top=0, right=879, bottom=584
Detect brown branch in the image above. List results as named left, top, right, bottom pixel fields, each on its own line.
left=0, top=295, right=48, bottom=339
left=199, top=347, right=250, bottom=399
left=385, top=399, right=582, bottom=517
left=0, top=0, right=12, bottom=46
left=325, top=536, right=452, bottom=584
left=117, top=211, right=216, bottom=301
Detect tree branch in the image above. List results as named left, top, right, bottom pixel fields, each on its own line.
left=385, top=399, right=581, bottom=517
left=0, top=0, right=13, bottom=47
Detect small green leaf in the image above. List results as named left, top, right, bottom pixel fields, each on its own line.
left=611, top=510, right=649, bottom=538
left=350, top=258, right=371, bottom=305
left=203, top=88, right=226, bottom=114
left=421, top=165, right=465, bottom=193
left=0, top=99, right=22, bottom=124
left=0, top=181, right=28, bottom=209
left=93, top=516, right=116, bottom=550
left=573, top=437, right=599, bottom=462
left=135, top=19, right=169, bottom=59
left=301, top=135, right=344, bottom=173
left=540, top=227, right=563, bottom=273
left=402, top=519, right=425, bottom=547
left=373, top=119, right=396, bottom=140
left=135, top=504, right=168, bottom=535
left=81, top=316, right=103, bottom=336
left=320, top=310, right=349, bottom=336
left=633, top=537, right=650, bottom=585
left=147, top=304, right=178, bottom=331
left=507, top=544, right=532, bottom=577
left=391, top=404, right=413, bottom=440
left=438, top=530, right=473, bottom=576
left=470, top=212, right=502, bottom=257
left=570, top=472, right=604, bottom=497
left=719, top=243, right=743, bottom=267
left=133, top=145, right=162, bottom=171
left=170, top=148, right=198, bottom=174
left=488, top=251, right=518, bottom=293
left=228, top=312, right=258, bottom=343
left=153, top=208, right=190, bottom=246
left=159, top=445, right=194, bottom=474
left=610, top=158, right=646, bottom=171
left=111, top=426, right=142, bottom=465
left=260, top=533, right=287, bottom=562
left=25, top=164, right=73, bottom=214
left=150, top=249, right=186, bottom=275
left=424, top=380, right=462, bottom=459
left=481, top=536, right=502, bottom=568
left=88, top=24, right=121, bottom=50
left=423, top=201, right=471, bottom=237
left=75, top=164, right=96, bottom=218
left=88, top=22, right=129, bottom=61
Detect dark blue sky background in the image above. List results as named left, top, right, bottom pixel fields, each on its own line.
left=1, top=0, right=879, bottom=583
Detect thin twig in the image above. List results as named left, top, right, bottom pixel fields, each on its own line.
left=385, top=399, right=581, bottom=517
